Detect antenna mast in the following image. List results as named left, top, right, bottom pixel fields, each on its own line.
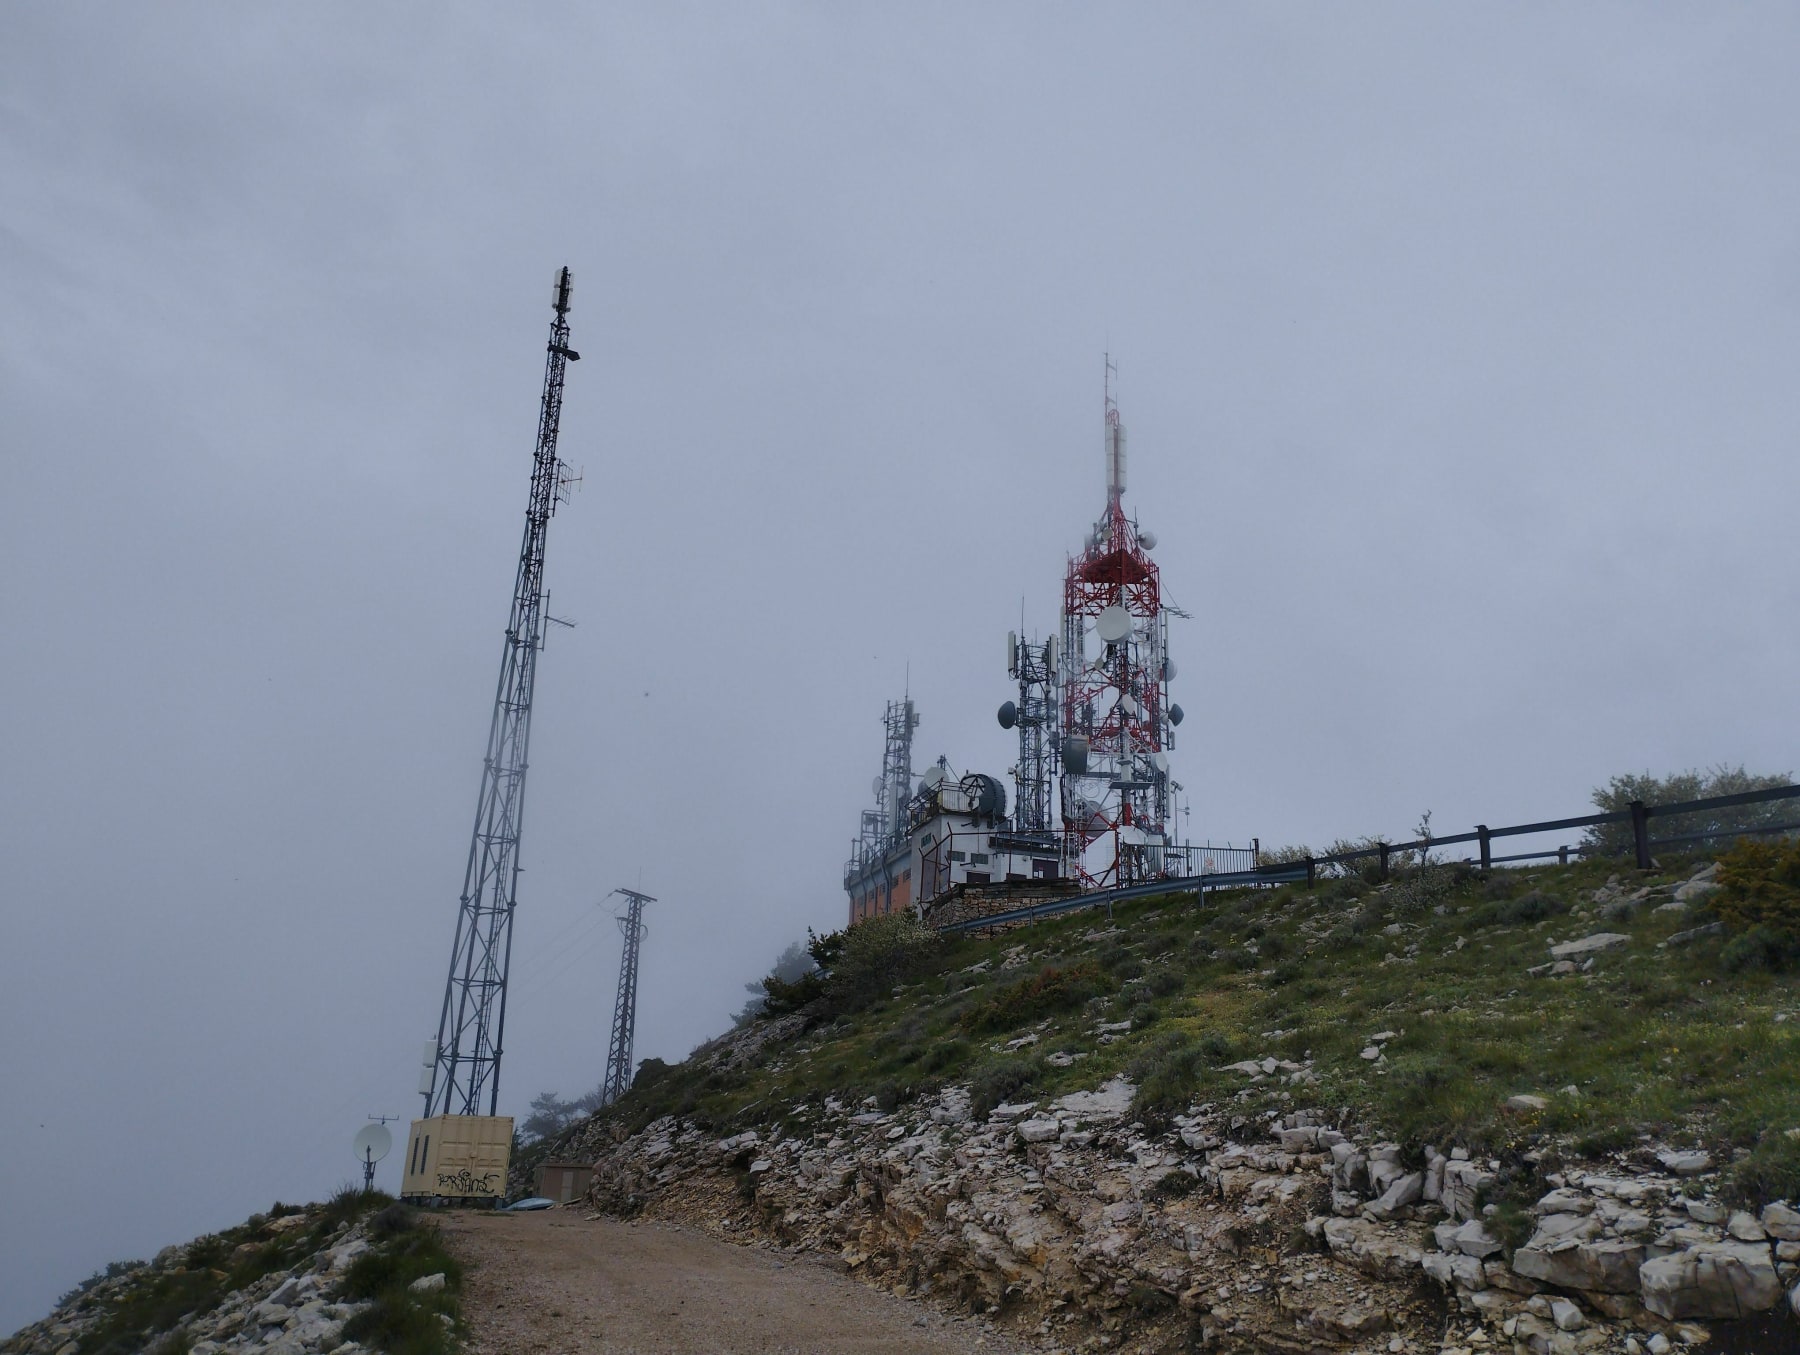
left=425, top=266, right=581, bottom=1117
left=600, top=888, right=656, bottom=1106
left=1059, top=357, right=1174, bottom=889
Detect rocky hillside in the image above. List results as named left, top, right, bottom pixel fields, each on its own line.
left=3, top=1194, right=462, bottom=1355
left=546, top=850, right=1800, bottom=1354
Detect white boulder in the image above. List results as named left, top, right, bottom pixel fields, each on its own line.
left=1639, top=1241, right=1783, bottom=1320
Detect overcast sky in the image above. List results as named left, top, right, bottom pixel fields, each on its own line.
left=4, top=2, right=1798, bottom=1333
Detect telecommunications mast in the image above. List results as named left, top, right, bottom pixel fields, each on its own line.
left=599, top=888, right=656, bottom=1106
left=423, top=267, right=582, bottom=1117
left=1058, top=357, right=1180, bottom=888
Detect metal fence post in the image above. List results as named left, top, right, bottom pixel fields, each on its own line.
left=1558, top=845, right=1569, bottom=866
left=1378, top=841, right=1390, bottom=880
left=1477, top=825, right=1491, bottom=871
left=1630, top=800, right=1652, bottom=870
left=1305, top=855, right=1316, bottom=890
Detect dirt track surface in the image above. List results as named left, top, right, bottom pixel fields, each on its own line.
left=440, top=1211, right=1038, bottom=1355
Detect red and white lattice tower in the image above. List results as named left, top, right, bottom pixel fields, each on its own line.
left=1059, top=363, right=1174, bottom=888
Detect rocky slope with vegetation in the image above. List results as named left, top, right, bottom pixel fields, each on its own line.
left=546, top=838, right=1800, bottom=1354
left=2, top=1194, right=463, bottom=1355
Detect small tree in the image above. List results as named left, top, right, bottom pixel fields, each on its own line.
left=520, top=1090, right=583, bottom=1142
left=1582, top=766, right=1794, bottom=857
left=734, top=940, right=820, bottom=1024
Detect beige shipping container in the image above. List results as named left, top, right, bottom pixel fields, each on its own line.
left=401, top=1115, right=514, bottom=1203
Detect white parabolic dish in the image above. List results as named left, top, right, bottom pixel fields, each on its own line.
left=1096, top=606, right=1132, bottom=644
left=353, top=1123, right=393, bottom=1163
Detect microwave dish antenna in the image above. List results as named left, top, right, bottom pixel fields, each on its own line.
left=353, top=1122, right=393, bottom=1191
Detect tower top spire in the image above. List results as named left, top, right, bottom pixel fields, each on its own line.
left=1104, top=354, right=1126, bottom=505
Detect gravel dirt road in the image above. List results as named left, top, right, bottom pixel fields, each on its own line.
left=439, top=1211, right=1037, bottom=1355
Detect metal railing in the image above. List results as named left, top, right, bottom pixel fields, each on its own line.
left=935, top=784, right=1800, bottom=935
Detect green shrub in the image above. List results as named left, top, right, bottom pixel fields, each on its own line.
left=1125, top=999, right=1159, bottom=1029
left=1145, top=1169, right=1201, bottom=1201
left=1721, top=926, right=1799, bottom=974
left=1714, top=837, right=1800, bottom=952
left=960, top=963, right=1109, bottom=1033
left=633, top=1057, right=674, bottom=1091
left=1197, top=1029, right=1234, bottom=1061
left=969, top=1055, right=1044, bottom=1119
left=918, top=1038, right=969, bottom=1076
left=1128, top=1033, right=1208, bottom=1120
left=369, top=1203, right=415, bottom=1238
left=1724, top=1132, right=1800, bottom=1207
left=1467, top=890, right=1568, bottom=930
left=762, top=915, right=943, bottom=1018
left=1144, top=965, right=1185, bottom=997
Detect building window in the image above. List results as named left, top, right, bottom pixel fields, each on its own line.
left=971, top=852, right=989, bottom=865
left=948, top=850, right=966, bottom=862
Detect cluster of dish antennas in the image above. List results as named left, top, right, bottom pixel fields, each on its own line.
left=1086, top=522, right=1157, bottom=552
left=916, top=760, right=1007, bottom=820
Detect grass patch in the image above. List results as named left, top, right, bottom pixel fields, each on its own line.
left=339, top=1207, right=463, bottom=1355
left=585, top=853, right=1800, bottom=1207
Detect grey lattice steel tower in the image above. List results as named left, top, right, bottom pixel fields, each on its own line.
left=600, top=888, right=655, bottom=1106
left=425, top=267, right=581, bottom=1117
left=1000, top=633, right=1059, bottom=834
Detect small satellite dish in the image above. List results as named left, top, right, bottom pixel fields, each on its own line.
left=1116, top=694, right=1138, bottom=718
left=921, top=764, right=947, bottom=790
left=1169, top=703, right=1185, bottom=727
left=1096, top=606, right=1132, bottom=644
left=353, top=1123, right=392, bottom=1164
left=1153, top=751, right=1170, bottom=778
left=871, top=776, right=885, bottom=798
left=1163, top=658, right=1177, bottom=682
left=997, top=701, right=1018, bottom=729
left=1138, top=530, right=1157, bottom=550
left=1062, top=735, right=1090, bottom=776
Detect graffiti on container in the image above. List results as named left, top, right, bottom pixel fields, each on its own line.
left=436, top=1169, right=501, bottom=1194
